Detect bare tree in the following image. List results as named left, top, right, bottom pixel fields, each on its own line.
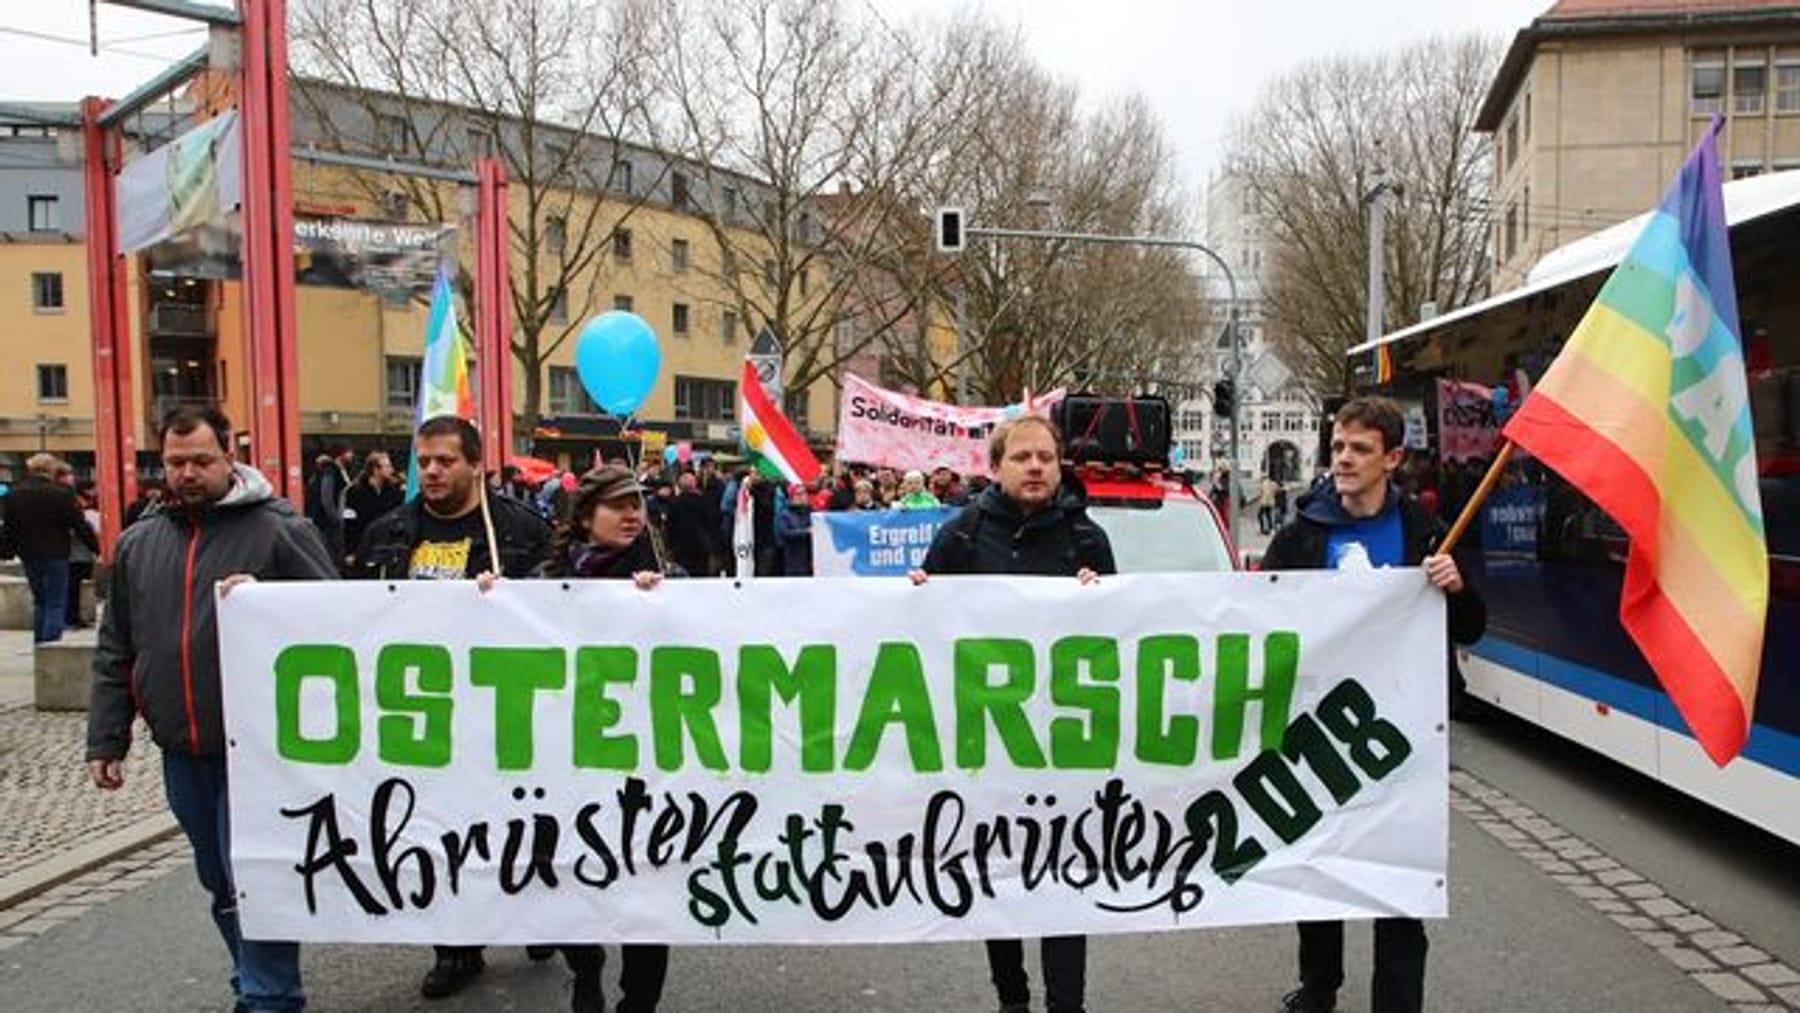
left=632, top=0, right=991, bottom=402
left=1226, top=35, right=1499, bottom=395
left=901, top=37, right=1210, bottom=404
left=290, top=0, right=653, bottom=439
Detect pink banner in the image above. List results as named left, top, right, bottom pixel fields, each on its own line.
left=835, top=374, right=1063, bottom=475
left=1436, top=378, right=1499, bottom=462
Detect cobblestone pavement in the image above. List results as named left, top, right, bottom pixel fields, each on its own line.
left=0, top=835, right=187, bottom=950
left=0, top=697, right=168, bottom=882
left=1451, top=767, right=1800, bottom=1011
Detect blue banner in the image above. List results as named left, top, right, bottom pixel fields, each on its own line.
left=811, top=508, right=957, bottom=576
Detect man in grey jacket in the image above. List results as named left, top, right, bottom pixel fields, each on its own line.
left=87, top=404, right=338, bottom=1013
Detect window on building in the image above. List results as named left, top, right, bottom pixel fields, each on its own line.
left=722, top=310, right=739, bottom=345
left=1777, top=52, right=1800, bottom=114
left=614, top=294, right=634, bottom=311
left=783, top=389, right=809, bottom=429
left=545, top=214, right=566, bottom=255
left=467, top=127, right=495, bottom=157
left=1522, top=90, right=1532, bottom=143
left=673, top=375, right=736, bottom=421
left=1732, top=160, right=1765, bottom=180
left=671, top=170, right=691, bottom=209
left=613, top=228, right=633, bottom=262
left=1734, top=53, right=1767, bottom=116
left=672, top=302, right=690, bottom=335
left=1692, top=52, right=1726, bottom=115
left=721, top=247, right=738, bottom=278
left=551, top=288, right=569, bottom=324
left=548, top=366, right=599, bottom=415
left=31, top=272, right=63, bottom=311
left=546, top=142, right=570, bottom=169
left=723, top=185, right=739, bottom=218
left=1504, top=114, right=1518, bottom=172
left=385, top=356, right=420, bottom=408
left=36, top=363, right=67, bottom=402
left=799, top=266, right=809, bottom=297
left=671, top=238, right=690, bottom=272
left=611, top=160, right=634, bottom=195
left=376, top=113, right=408, bottom=151
left=1522, top=185, right=1530, bottom=247
left=763, top=259, right=776, bottom=288
left=27, top=195, right=58, bottom=232
left=1503, top=204, right=1519, bottom=262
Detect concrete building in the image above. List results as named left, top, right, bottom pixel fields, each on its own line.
left=0, top=84, right=832, bottom=481
left=1177, top=172, right=1319, bottom=486
left=1479, top=0, right=1800, bottom=290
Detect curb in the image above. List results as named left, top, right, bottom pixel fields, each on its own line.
left=0, top=812, right=180, bottom=910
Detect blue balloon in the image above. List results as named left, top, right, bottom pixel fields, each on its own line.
left=662, top=445, right=679, bottom=466
left=1490, top=385, right=1512, bottom=422
left=575, top=311, right=662, bottom=416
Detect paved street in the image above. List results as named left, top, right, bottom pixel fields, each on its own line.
left=0, top=686, right=1794, bottom=1012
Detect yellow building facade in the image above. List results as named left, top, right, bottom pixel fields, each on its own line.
left=0, top=101, right=838, bottom=479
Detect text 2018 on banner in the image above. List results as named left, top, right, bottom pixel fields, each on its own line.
left=219, top=571, right=1448, bottom=945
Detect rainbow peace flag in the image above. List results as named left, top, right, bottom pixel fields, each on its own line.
left=407, top=266, right=475, bottom=496
left=1373, top=342, right=1395, bottom=384
left=739, top=361, right=820, bottom=485
left=1502, top=125, right=1767, bottom=765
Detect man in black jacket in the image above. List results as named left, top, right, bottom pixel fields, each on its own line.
left=352, top=416, right=551, bottom=1001
left=913, top=415, right=1114, bottom=1013
left=3, top=453, right=99, bottom=642
left=88, top=404, right=339, bottom=1013
left=1266, top=396, right=1486, bottom=1013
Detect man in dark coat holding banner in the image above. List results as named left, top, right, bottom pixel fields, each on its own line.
left=913, top=414, right=1114, bottom=1013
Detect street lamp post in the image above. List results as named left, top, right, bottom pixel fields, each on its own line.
left=953, top=222, right=1244, bottom=548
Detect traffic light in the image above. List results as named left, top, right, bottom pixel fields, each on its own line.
left=935, top=207, right=965, bottom=253
left=1212, top=378, right=1235, bottom=417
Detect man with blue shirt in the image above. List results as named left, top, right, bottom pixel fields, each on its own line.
left=1261, top=396, right=1486, bottom=1013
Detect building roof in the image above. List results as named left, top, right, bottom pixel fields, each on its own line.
left=1476, top=1, right=1800, bottom=130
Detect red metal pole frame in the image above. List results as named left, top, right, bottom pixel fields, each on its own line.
left=475, top=157, right=513, bottom=464
left=238, top=0, right=302, bottom=501
left=80, top=97, right=138, bottom=558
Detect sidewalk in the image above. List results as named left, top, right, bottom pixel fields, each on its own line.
left=0, top=629, right=175, bottom=904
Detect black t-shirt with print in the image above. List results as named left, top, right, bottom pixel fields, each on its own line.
left=407, top=506, right=493, bottom=580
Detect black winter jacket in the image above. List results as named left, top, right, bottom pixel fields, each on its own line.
left=921, top=483, right=1117, bottom=577
left=2, top=476, right=98, bottom=559
left=87, top=466, right=339, bottom=761
left=1262, top=483, right=1487, bottom=681
left=353, top=492, right=550, bottom=581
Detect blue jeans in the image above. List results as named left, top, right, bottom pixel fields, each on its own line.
left=162, top=751, right=306, bottom=1012
left=20, top=554, right=69, bottom=643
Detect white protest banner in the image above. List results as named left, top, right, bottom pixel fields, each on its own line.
left=836, top=374, right=1064, bottom=475
left=221, top=571, right=1447, bottom=945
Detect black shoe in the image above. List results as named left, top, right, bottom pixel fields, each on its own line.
left=1280, top=987, right=1337, bottom=1012
left=572, top=962, right=606, bottom=1013
left=527, top=944, right=558, bottom=962
left=420, top=951, right=485, bottom=999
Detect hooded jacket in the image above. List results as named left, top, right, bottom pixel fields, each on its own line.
left=87, top=465, right=339, bottom=761
left=921, top=481, right=1116, bottom=577
left=1262, top=480, right=1487, bottom=652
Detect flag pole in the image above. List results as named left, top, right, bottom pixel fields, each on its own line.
left=479, top=475, right=503, bottom=576
left=1436, top=441, right=1515, bottom=557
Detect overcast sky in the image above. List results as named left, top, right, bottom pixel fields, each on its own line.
left=3, top=1, right=1551, bottom=190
